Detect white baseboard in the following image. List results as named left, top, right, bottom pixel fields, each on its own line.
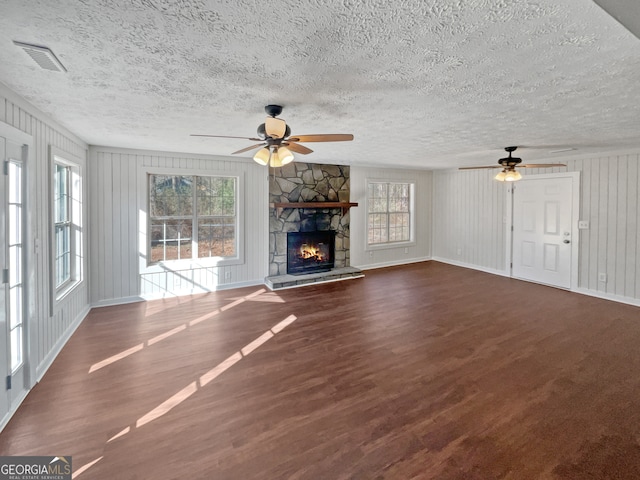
left=91, top=295, right=146, bottom=308
left=430, top=257, right=511, bottom=278
left=573, top=288, right=640, bottom=308
left=90, top=281, right=266, bottom=306
left=139, top=279, right=265, bottom=302
left=0, top=389, right=29, bottom=433
left=355, top=256, right=432, bottom=271
left=36, top=305, right=91, bottom=382
left=432, top=257, right=640, bottom=307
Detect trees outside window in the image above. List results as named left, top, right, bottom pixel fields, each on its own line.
left=367, top=181, right=413, bottom=246
left=148, top=174, right=237, bottom=263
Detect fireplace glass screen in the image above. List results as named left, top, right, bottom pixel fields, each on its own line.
left=287, top=231, right=335, bottom=275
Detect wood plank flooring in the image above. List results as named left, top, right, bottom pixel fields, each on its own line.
left=2, top=261, right=640, bottom=479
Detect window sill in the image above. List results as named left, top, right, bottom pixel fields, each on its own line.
left=366, top=241, right=416, bottom=252
left=143, top=256, right=242, bottom=274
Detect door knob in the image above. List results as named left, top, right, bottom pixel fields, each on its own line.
left=563, top=239, right=570, bottom=244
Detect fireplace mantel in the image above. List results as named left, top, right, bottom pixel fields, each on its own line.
left=270, top=201, right=358, bottom=216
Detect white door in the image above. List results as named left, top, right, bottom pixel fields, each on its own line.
left=0, top=134, right=28, bottom=424
left=512, top=175, right=576, bottom=289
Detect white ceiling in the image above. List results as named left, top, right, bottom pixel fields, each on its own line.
left=0, top=0, right=639, bottom=169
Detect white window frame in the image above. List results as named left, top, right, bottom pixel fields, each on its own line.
left=365, top=179, right=415, bottom=251
left=140, top=167, right=244, bottom=273
left=49, top=147, right=83, bottom=314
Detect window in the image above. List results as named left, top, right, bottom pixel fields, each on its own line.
left=367, top=181, right=413, bottom=246
left=54, top=163, right=71, bottom=287
left=50, top=147, right=83, bottom=312
left=148, top=174, right=237, bottom=263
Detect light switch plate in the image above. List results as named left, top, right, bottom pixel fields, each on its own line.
left=578, top=220, right=589, bottom=229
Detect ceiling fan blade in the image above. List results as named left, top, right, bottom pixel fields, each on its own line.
left=520, top=163, right=567, bottom=168
left=458, top=165, right=502, bottom=170
left=287, top=134, right=354, bottom=143
left=284, top=142, right=313, bottom=154
left=231, top=143, right=266, bottom=155
left=191, top=134, right=263, bottom=141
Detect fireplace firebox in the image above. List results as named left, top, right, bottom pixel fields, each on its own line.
left=287, top=231, right=335, bottom=275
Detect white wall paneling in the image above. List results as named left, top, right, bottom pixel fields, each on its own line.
left=350, top=166, right=432, bottom=269
left=432, top=152, right=640, bottom=304
left=432, top=168, right=508, bottom=274
left=0, top=83, right=90, bottom=424
left=89, top=147, right=269, bottom=303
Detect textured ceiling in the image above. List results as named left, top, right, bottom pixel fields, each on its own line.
left=0, top=0, right=639, bottom=169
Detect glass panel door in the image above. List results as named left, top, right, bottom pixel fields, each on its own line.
left=7, top=159, right=23, bottom=372
left=0, top=136, right=8, bottom=422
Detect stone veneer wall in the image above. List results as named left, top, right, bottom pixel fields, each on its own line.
left=269, top=162, right=351, bottom=276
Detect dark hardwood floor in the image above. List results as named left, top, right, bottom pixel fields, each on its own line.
left=2, top=261, right=640, bottom=479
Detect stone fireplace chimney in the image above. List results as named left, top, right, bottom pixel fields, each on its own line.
left=266, top=162, right=363, bottom=289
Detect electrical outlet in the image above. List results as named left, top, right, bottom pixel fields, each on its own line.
left=225, top=271, right=231, bottom=280
left=456, top=248, right=462, bottom=256
left=369, top=250, right=374, bottom=257
left=404, top=247, right=408, bottom=254
left=598, top=273, right=607, bottom=283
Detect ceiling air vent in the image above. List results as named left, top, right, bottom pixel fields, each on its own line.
left=13, top=41, right=67, bottom=72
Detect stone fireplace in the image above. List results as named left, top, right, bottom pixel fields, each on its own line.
left=266, top=162, right=363, bottom=289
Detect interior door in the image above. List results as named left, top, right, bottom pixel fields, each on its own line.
left=512, top=175, right=574, bottom=289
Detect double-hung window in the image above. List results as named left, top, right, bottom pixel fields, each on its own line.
left=148, top=174, right=238, bottom=263
left=367, top=181, right=414, bottom=247
left=54, top=163, right=71, bottom=287
left=50, top=148, right=83, bottom=311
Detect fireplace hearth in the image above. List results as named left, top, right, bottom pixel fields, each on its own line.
left=287, top=231, right=335, bottom=275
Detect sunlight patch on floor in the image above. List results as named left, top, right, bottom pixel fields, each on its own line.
left=88, top=288, right=270, bottom=373
left=136, top=382, right=198, bottom=428
left=75, top=313, right=298, bottom=479
left=72, top=456, right=103, bottom=479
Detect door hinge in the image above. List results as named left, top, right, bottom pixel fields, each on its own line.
left=2, top=268, right=8, bottom=284
left=3, top=161, right=8, bottom=175
left=6, top=375, right=11, bottom=390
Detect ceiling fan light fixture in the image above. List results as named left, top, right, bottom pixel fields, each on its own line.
left=270, top=149, right=283, bottom=168
left=277, top=146, right=294, bottom=165
left=494, top=170, right=507, bottom=181
left=253, top=147, right=270, bottom=166
left=504, top=170, right=522, bottom=182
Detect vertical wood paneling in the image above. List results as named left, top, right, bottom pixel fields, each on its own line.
left=599, top=158, right=610, bottom=293
left=433, top=151, right=640, bottom=303
left=626, top=156, right=637, bottom=298
left=432, top=168, right=506, bottom=272
left=589, top=157, right=600, bottom=291
left=89, top=148, right=268, bottom=302
left=615, top=157, right=627, bottom=296
left=629, top=154, right=640, bottom=298
left=0, top=85, right=90, bottom=379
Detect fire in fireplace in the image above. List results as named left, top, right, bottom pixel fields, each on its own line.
left=287, top=231, right=335, bottom=275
